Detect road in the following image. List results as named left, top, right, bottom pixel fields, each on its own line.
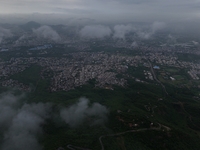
left=99, top=127, right=161, bottom=150
left=66, top=127, right=162, bottom=150
left=66, top=145, right=91, bottom=150
left=147, top=60, right=168, bottom=96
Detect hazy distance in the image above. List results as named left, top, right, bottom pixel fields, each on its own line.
left=0, top=0, right=200, bottom=25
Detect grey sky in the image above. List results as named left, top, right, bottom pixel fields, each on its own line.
left=0, top=0, right=200, bottom=23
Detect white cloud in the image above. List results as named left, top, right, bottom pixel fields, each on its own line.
left=60, top=97, right=108, bottom=127
left=113, top=24, right=135, bottom=40
left=192, top=41, right=199, bottom=45
left=0, top=27, right=13, bottom=43
left=151, top=21, right=166, bottom=33
left=136, top=21, right=166, bottom=40
left=33, top=25, right=61, bottom=42
left=131, top=41, right=138, bottom=48
left=137, top=31, right=152, bottom=40
left=0, top=92, right=52, bottom=150
left=80, top=25, right=112, bottom=39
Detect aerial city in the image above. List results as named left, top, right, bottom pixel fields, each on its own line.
left=0, top=0, right=200, bottom=150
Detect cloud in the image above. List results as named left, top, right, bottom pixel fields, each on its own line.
left=79, top=25, right=112, bottom=39
left=151, top=21, right=166, bottom=33
left=137, top=31, right=152, bottom=40
left=137, top=21, right=166, bottom=40
left=0, top=0, right=200, bottom=25
left=131, top=41, right=138, bottom=48
left=79, top=22, right=166, bottom=41
left=0, top=93, right=108, bottom=149
left=33, top=25, right=61, bottom=42
left=0, top=93, right=20, bottom=128
left=192, top=41, right=199, bottom=45
left=0, top=92, right=52, bottom=150
left=0, top=27, right=13, bottom=43
left=113, top=24, right=135, bottom=40
left=15, top=35, right=27, bottom=45
left=60, top=97, right=108, bottom=127
left=167, top=34, right=176, bottom=43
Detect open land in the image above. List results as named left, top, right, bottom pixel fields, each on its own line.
left=0, top=33, right=200, bottom=150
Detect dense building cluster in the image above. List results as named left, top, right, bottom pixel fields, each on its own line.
left=0, top=44, right=200, bottom=91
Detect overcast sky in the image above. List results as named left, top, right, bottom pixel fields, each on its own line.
left=0, top=0, right=200, bottom=24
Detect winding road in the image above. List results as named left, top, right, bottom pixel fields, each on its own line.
left=67, top=145, right=91, bottom=150
left=99, top=127, right=161, bottom=150
left=66, top=126, right=162, bottom=150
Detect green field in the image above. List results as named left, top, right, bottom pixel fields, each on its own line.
left=3, top=66, right=200, bottom=149
left=0, top=50, right=200, bottom=149
left=173, top=75, right=185, bottom=80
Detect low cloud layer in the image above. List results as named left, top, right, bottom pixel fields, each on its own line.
left=0, top=92, right=52, bottom=150
left=33, top=25, right=61, bottom=42
left=151, top=21, right=166, bottom=33
left=14, top=35, right=27, bottom=45
left=137, top=31, right=152, bottom=40
left=0, top=93, right=19, bottom=127
left=0, top=0, right=199, bottom=25
left=60, top=97, right=108, bottom=127
left=79, top=22, right=166, bottom=41
left=80, top=25, right=112, bottom=39
left=113, top=24, right=135, bottom=40
left=0, top=93, right=109, bottom=149
left=137, top=21, right=166, bottom=39
left=192, top=41, right=199, bottom=46
left=131, top=41, right=138, bottom=48
left=0, top=27, right=13, bottom=43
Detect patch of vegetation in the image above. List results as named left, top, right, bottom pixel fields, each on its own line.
left=10, top=64, right=42, bottom=86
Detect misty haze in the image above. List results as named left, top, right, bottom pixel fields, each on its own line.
left=0, top=0, right=200, bottom=150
